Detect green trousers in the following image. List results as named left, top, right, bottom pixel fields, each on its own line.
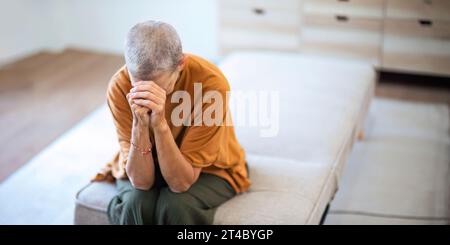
left=107, top=173, right=236, bottom=225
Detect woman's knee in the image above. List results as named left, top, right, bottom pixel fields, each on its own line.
left=108, top=188, right=158, bottom=225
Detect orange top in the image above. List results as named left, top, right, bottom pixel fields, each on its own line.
left=94, top=54, right=250, bottom=193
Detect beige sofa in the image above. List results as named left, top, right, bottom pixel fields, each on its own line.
left=75, top=51, right=375, bottom=224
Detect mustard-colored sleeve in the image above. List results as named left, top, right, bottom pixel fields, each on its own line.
left=106, top=72, right=132, bottom=175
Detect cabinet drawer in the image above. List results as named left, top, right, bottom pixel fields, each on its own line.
left=386, top=0, right=450, bottom=21
left=219, top=0, right=301, bottom=54
left=303, top=0, right=384, bottom=19
left=301, top=14, right=382, bottom=64
left=382, top=19, right=450, bottom=76
left=220, top=27, right=300, bottom=55
left=220, top=4, right=300, bottom=33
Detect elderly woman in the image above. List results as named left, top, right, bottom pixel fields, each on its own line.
left=95, top=20, right=250, bottom=225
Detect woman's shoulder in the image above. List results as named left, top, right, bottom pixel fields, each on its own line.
left=107, top=65, right=132, bottom=98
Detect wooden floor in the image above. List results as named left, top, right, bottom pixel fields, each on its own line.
left=0, top=49, right=449, bottom=182
left=0, top=49, right=124, bottom=182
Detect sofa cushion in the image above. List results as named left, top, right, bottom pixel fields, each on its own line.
left=214, top=154, right=332, bottom=224
left=75, top=182, right=116, bottom=225
left=75, top=154, right=331, bottom=225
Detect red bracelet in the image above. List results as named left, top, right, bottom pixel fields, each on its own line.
left=131, top=142, right=152, bottom=155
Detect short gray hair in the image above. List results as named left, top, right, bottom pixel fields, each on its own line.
left=125, top=20, right=183, bottom=80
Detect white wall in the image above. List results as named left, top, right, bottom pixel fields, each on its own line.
left=0, top=0, right=218, bottom=64
left=0, top=0, right=57, bottom=64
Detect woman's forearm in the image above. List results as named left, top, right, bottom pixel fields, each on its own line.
left=125, top=119, right=155, bottom=190
left=154, top=121, right=199, bottom=193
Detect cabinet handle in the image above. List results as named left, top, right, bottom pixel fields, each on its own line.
left=423, top=0, right=432, bottom=5
left=253, top=8, right=265, bottom=15
left=335, top=15, right=349, bottom=22
left=418, top=19, right=433, bottom=27
left=338, top=0, right=350, bottom=2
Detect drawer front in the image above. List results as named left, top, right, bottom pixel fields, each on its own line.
left=219, top=0, right=301, bottom=54
left=382, top=19, right=450, bottom=76
left=301, top=14, right=383, bottom=64
left=386, top=0, right=450, bottom=21
left=303, top=0, right=384, bottom=19
left=220, top=5, right=300, bottom=33
left=220, top=28, right=300, bottom=55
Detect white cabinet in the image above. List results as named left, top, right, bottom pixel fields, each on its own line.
left=302, top=0, right=384, bottom=65
left=219, top=0, right=301, bottom=53
left=218, top=0, right=450, bottom=77
left=301, top=14, right=382, bottom=65
left=382, top=19, right=450, bottom=76
left=383, top=0, right=450, bottom=76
